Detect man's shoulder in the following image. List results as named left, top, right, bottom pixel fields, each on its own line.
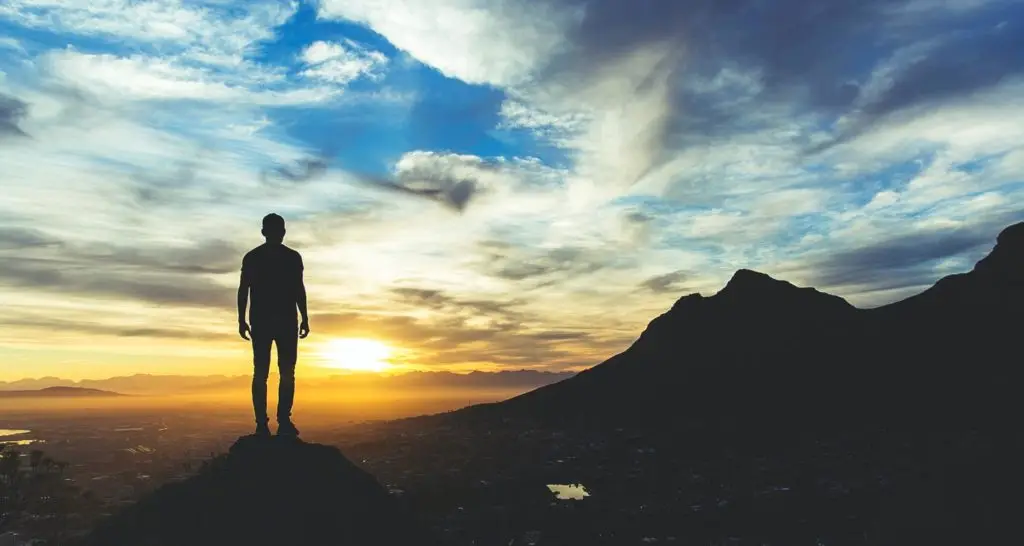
left=242, top=245, right=263, bottom=259
left=282, top=245, right=303, bottom=259
left=242, top=244, right=300, bottom=266
left=242, top=244, right=269, bottom=265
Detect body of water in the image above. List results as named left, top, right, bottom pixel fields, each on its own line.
left=0, top=429, right=40, bottom=446
left=547, top=484, right=590, bottom=500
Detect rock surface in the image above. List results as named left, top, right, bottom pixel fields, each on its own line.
left=79, top=436, right=434, bottom=546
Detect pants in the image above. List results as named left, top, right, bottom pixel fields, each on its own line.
left=251, top=321, right=298, bottom=423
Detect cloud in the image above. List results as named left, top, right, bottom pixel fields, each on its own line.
left=302, top=41, right=344, bottom=65
left=0, top=0, right=298, bottom=65
left=0, top=226, right=61, bottom=249
left=0, top=92, right=30, bottom=138
left=0, top=229, right=242, bottom=308
left=640, top=270, right=690, bottom=294
left=2, top=1, right=389, bottom=126
left=390, top=287, right=523, bottom=326
left=0, top=258, right=231, bottom=308
left=497, top=99, right=586, bottom=142
left=3, top=0, right=1024, bottom=378
left=263, top=156, right=330, bottom=184
left=322, top=0, right=1022, bottom=202
left=476, top=244, right=611, bottom=286
left=94, top=239, right=245, bottom=275
left=804, top=228, right=991, bottom=289
left=0, top=315, right=224, bottom=341
left=321, top=150, right=568, bottom=214
left=774, top=207, right=1024, bottom=300
left=390, top=151, right=487, bottom=208
left=812, top=21, right=1024, bottom=151
left=299, top=40, right=388, bottom=84
left=316, top=0, right=578, bottom=86
left=0, top=37, right=25, bottom=54
left=46, top=51, right=241, bottom=101
left=544, top=0, right=1022, bottom=193
left=314, top=286, right=628, bottom=370
left=567, top=0, right=1014, bottom=120
left=869, top=20, right=1024, bottom=118
left=41, top=49, right=339, bottom=105
left=262, top=149, right=545, bottom=212
left=619, top=210, right=654, bottom=245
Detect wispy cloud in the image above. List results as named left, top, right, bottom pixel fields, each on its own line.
left=299, top=39, right=388, bottom=84
left=316, top=0, right=577, bottom=86
left=41, top=49, right=340, bottom=105
left=0, top=0, right=298, bottom=62
left=0, top=92, right=30, bottom=137
left=0, top=37, right=24, bottom=53
left=640, top=270, right=690, bottom=295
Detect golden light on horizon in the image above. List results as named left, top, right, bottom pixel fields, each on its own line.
left=319, top=338, right=394, bottom=373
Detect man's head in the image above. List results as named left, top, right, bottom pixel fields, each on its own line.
left=261, top=213, right=286, bottom=244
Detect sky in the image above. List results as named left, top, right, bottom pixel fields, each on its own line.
left=1, top=0, right=1023, bottom=381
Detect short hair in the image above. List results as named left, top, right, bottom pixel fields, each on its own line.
left=262, top=213, right=285, bottom=231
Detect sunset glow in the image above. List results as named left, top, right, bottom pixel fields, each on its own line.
left=0, top=0, right=1020, bottom=383
left=320, top=339, right=394, bottom=373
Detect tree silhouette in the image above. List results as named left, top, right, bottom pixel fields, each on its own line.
left=0, top=445, right=87, bottom=541
left=30, top=449, right=44, bottom=474
left=0, top=445, right=23, bottom=533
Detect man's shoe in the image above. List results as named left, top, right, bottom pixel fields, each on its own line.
left=254, top=421, right=271, bottom=437
left=277, top=419, right=300, bottom=437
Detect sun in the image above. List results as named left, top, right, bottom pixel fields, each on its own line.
left=320, top=338, right=393, bottom=373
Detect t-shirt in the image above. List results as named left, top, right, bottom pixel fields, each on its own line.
left=241, top=243, right=304, bottom=325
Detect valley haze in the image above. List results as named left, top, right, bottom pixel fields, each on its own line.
left=0, top=370, right=575, bottom=421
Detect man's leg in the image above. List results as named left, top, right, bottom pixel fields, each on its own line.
left=251, top=328, right=273, bottom=429
left=275, top=324, right=299, bottom=426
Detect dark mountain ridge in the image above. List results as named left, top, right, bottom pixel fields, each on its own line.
left=389, top=223, right=1021, bottom=544
left=442, top=222, right=1023, bottom=441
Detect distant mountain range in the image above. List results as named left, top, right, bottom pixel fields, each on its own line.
left=441, top=221, right=1023, bottom=442
left=0, top=386, right=124, bottom=398
left=0, top=370, right=574, bottom=395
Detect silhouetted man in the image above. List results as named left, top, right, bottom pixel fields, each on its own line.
left=237, top=213, right=310, bottom=437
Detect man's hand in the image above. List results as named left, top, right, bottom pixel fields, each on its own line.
left=239, top=321, right=251, bottom=340
left=299, top=320, right=310, bottom=339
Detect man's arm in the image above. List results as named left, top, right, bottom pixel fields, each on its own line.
left=237, top=268, right=251, bottom=340
left=297, top=254, right=309, bottom=339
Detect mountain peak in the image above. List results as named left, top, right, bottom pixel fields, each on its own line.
left=722, top=268, right=782, bottom=291
left=719, top=268, right=810, bottom=301
left=972, top=221, right=1024, bottom=283
left=715, top=268, right=853, bottom=311
left=81, top=436, right=433, bottom=546
left=996, top=221, right=1024, bottom=244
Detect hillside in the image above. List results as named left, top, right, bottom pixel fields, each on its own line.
left=78, top=436, right=435, bottom=546
left=360, top=223, right=1020, bottom=545
left=440, top=222, right=1022, bottom=440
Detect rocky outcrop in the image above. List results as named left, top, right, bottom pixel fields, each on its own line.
left=79, top=436, right=435, bottom=546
